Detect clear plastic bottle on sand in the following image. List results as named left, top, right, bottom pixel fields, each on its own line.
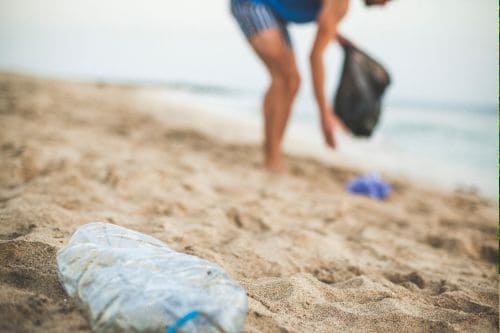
left=57, top=222, right=247, bottom=333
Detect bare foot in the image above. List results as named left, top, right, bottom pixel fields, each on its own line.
left=264, top=160, right=287, bottom=174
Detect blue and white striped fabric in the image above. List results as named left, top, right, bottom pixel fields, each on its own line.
left=230, top=0, right=292, bottom=46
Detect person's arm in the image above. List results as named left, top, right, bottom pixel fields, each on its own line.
left=310, top=0, right=348, bottom=148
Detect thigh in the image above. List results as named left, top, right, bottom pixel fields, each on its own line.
left=249, top=28, right=297, bottom=78
left=231, top=1, right=299, bottom=79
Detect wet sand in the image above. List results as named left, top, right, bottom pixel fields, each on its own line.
left=0, top=72, right=498, bottom=332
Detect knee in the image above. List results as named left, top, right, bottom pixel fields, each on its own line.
left=274, top=69, right=301, bottom=96
left=287, top=70, right=301, bottom=96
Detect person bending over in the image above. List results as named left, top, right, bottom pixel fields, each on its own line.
left=231, top=0, right=389, bottom=171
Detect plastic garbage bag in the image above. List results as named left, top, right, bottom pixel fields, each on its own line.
left=334, top=37, right=391, bottom=137
left=57, top=222, right=247, bottom=333
left=347, top=173, right=392, bottom=200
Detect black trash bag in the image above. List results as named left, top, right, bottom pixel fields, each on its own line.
left=334, top=38, right=391, bottom=137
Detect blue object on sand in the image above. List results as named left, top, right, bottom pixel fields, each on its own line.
left=347, top=173, right=392, bottom=200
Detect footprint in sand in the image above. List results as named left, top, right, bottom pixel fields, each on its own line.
left=0, top=223, right=36, bottom=241
left=425, top=234, right=474, bottom=257
left=385, top=271, right=426, bottom=289
left=386, top=272, right=463, bottom=297
left=0, top=240, right=65, bottom=299
left=433, top=291, right=498, bottom=317
left=479, top=245, right=498, bottom=264
left=426, top=234, right=498, bottom=264
left=0, top=240, right=87, bottom=331
left=0, top=208, right=36, bottom=240
left=226, top=207, right=270, bottom=233
left=311, top=265, right=363, bottom=285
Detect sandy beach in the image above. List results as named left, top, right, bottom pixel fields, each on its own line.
left=0, top=72, right=498, bottom=332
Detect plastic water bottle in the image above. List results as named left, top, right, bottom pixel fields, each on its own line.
left=57, top=222, right=247, bottom=333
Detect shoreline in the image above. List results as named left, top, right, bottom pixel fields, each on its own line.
left=0, top=72, right=498, bottom=332
left=2, top=68, right=495, bottom=198
left=135, top=80, right=495, bottom=200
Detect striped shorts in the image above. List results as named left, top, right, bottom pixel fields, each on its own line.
left=230, top=0, right=292, bottom=46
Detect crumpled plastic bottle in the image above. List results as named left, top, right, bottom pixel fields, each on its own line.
left=57, top=222, right=247, bottom=333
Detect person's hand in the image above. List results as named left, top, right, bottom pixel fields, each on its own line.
left=332, top=110, right=349, bottom=133
left=336, top=34, right=352, bottom=47
left=320, top=107, right=336, bottom=149
left=320, top=105, right=350, bottom=149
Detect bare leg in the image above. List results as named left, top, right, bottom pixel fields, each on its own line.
left=249, top=29, right=300, bottom=171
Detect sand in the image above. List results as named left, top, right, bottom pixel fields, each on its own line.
left=0, top=72, right=498, bottom=333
